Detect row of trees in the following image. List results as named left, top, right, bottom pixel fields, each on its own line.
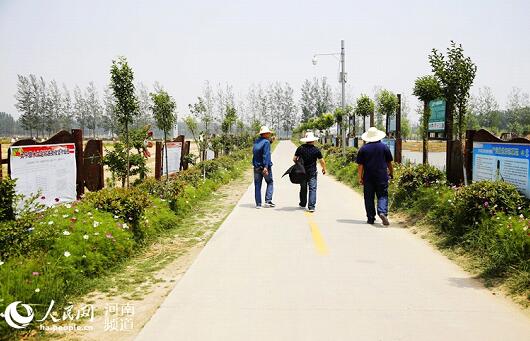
left=296, top=88, right=412, bottom=141
left=467, top=86, right=530, bottom=135
left=14, top=74, right=156, bottom=139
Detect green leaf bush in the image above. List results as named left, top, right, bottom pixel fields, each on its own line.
left=0, top=178, right=16, bottom=222
left=390, top=163, right=445, bottom=209
left=84, top=187, right=151, bottom=242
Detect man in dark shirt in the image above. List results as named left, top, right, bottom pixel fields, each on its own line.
left=252, top=126, right=274, bottom=208
left=294, top=132, right=326, bottom=212
left=356, top=127, right=394, bottom=225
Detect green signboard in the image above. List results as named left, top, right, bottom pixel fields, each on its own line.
left=428, top=99, right=446, bottom=132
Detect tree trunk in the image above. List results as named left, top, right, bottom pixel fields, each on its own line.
left=164, top=131, right=169, bottom=181
left=363, top=115, right=366, bottom=133
left=125, top=120, right=130, bottom=188
left=422, top=101, right=429, bottom=164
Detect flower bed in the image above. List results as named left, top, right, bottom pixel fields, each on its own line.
left=0, top=148, right=251, bottom=338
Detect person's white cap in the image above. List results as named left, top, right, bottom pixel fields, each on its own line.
left=259, top=126, right=272, bottom=135
left=361, top=127, right=386, bottom=142
left=300, top=131, right=319, bottom=143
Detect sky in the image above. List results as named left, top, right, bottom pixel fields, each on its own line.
left=1, top=0, right=530, bottom=123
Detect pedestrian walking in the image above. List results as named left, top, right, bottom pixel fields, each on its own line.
left=252, top=126, right=275, bottom=209
left=294, top=132, right=326, bottom=212
left=356, top=127, right=394, bottom=225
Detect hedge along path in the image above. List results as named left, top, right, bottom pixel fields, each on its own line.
left=45, top=164, right=254, bottom=341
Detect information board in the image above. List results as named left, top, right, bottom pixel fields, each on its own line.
left=205, top=149, right=215, bottom=161
left=162, top=141, right=182, bottom=175
left=472, top=142, right=530, bottom=197
left=388, top=116, right=396, bottom=132
left=428, top=99, right=446, bottom=132
left=381, top=138, right=396, bottom=160
left=9, top=143, right=77, bottom=206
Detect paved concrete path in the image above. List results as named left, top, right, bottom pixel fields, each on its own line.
left=136, top=141, right=530, bottom=341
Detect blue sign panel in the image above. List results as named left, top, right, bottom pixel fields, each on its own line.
left=381, top=138, right=396, bottom=160
left=472, top=142, right=530, bottom=197
left=428, top=99, right=446, bottom=132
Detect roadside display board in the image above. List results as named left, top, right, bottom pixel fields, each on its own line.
left=205, top=149, right=215, bottom=160
left=428, top=99, right=446, bottom=132
left=162, top=141, right=182, bottom=175
left=472, top=142, right=530, bottom=197
left=382, top=138, right=396, bottom=160
left=388, top=116, right=396, bottom=132
left=9, top=143, right=77, bottom=206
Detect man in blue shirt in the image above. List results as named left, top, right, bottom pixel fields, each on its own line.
left=356, top=127, right=394, bottom=225
left=252, top=126, right=274, bottom=208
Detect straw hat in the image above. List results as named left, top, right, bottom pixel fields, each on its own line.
left=259, top=126, right=272, bottom=135
left=361, top=127, right=386, bottom=142
left=300, top=131, right=319, bottom=143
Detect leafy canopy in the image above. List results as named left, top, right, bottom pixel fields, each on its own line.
left=110, top=56, right=139, bottom=127
left=413, top=75, right=442, bottom=103
left=151, top=89, right=177, bottom=137
left=376, top=89, right=398, bottom=118
left=354, top=95, right=374, bottom=117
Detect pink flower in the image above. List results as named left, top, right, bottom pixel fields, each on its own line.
left=32, top=272, right=40, bottom=276
left=483, top=201, right=489, bottom=208
left=105, top=233, right=113, bottom=239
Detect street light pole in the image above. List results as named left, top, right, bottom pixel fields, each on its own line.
left=340, top=39, right=346, bottom=156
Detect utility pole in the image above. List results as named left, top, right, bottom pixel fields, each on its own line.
left=312, top=40, right=347, bottom=155
left=340, top=39, right=346, bottom=156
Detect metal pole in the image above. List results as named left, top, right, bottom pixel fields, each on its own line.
left=341, top=39, right=346, bottom=155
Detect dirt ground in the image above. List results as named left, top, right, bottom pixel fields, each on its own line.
left=35, top=166, right=253, bottom=341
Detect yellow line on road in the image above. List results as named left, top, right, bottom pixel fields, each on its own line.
left=304, top=211, right=328, bottom=255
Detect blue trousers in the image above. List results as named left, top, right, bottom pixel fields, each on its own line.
left=254, top=167, right=273, bottom=206
left=363, top=180, right=388, bottom=221
left=299, top=173, right=317, bottom=209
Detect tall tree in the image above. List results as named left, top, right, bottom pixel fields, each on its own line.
left=468, top=86, right=500, bottom=131
left=136, top=82, right=152, bottom=128
left=110, top=56, right=139, bottom=188
left=413, top=75, right=442, bottom=164
left=74, top=85, right=88, bottom=134
left=506, top=87, right=530, bottom=135
left=280, top=83, right=297, bottom=137
left=0, top=112, right=16, bottom=136
left=15, top=75, right=37, bottom=137
left=429, top=41, right=477, bottom=141
left=151, top=89, right=177, bottom=180
left=300, top=79, right=316, bottom=122
left=354, top=95, right=375, bottom=133
left=85, top=82, right=102, bottom=138
left=61, top=84, right=75, bottom=130
left=375, top=89, right=398, bottom=134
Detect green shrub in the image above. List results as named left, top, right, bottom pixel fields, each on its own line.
left=447, top=181, right=527, bottom=236
left=0, top=219, right=35, bottom=260
left=84, top=188, right=151, bottom=241
left=391, top=163, right=445, bottom=209
left=465, top=213, right=530, bottom=275
left=0, top=178, right=16, bottom=221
